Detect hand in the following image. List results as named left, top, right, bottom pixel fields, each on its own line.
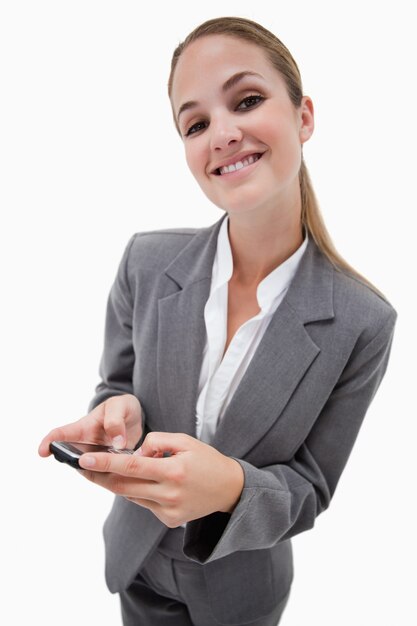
left=77, top=432, right=245, bottom=527
left=38, top=394, right=143, bottom=458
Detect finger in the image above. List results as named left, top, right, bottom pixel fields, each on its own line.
left=101, top=400, right=129, bottom=449
left=124, top=497, right=166, bottom=518
left=38, top=421, right=88, bottom=457
left=138, top=432, right=195, bottom=458
left=78, top=451, right=171, bottom=482
left=79, top=468, right=159, bottom=500
left=125, top=497, right=161, bottom=509
left=124, top=497, right=185, bottom=528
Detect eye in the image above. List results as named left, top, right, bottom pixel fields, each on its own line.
left=236, top=94, right=264, bottom=110
left=184, top=120, right=208, bottom=137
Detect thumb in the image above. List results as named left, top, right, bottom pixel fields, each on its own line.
left=100, top=403, right=128, bottom=449
left=136, top=432, right=194, bottom=458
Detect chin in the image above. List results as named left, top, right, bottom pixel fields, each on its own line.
left=216, top=195, right=270, bottom=216
left=209, top=181, right=278, bottom=215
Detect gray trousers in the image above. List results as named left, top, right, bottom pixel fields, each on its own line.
left=120, top=526, right=290, bottom=626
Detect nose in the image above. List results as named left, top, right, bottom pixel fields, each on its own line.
left=209, top=114, right=243, bottom=151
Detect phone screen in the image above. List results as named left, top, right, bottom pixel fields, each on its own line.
left=50, top=441, right=134, bottom=468
left=65, top=442, right=118, bottom=454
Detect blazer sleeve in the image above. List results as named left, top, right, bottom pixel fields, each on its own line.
left=87, top=234, right=146, bottom=438
left=183, top=306, right=398, bottom=563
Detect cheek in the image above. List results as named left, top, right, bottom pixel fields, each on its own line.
left=264, top=122, right=302, bottom=170
left=184, top=149, right=195, bottom=175
left=185, top=144, right=205, bottom=180
left=262, top=116, right=292, bottom=143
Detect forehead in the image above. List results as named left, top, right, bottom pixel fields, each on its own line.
left=171, top=34, right=282, bottom=110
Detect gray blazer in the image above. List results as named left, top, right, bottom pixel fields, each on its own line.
left=89, top=216, right=397, bottom=615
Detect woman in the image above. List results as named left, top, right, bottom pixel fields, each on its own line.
left=39, top=16, right=397, bottom=626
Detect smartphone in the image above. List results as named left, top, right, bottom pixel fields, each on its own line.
left=49, top=441, right=135, bottom=469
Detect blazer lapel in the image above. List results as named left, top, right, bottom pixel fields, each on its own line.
left=212, top=237, right=335, bottom=458
left=157, top=217, right=225, bottom=435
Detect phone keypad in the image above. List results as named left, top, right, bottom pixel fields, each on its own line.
left=108, top=447, right=135, bottom=455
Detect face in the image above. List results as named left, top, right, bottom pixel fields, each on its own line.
left=171, top=35, right=314, bottom=218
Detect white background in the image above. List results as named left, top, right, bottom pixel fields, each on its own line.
left=1, top=1, right=415, bottom=624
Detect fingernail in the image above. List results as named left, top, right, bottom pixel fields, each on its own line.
left=112, top=435, right=124, bottom=449
left=134, top=447, right=143, bottom=456
left=81, top=455, right=96, bottom=467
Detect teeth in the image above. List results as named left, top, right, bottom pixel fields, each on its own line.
left=219, top=154, right=260, bottom=175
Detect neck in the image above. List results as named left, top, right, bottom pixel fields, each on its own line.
left=226, top=198, right=304, bottom=287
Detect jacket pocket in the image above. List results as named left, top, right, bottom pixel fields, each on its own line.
left=203, top=540, right=293, bottom=625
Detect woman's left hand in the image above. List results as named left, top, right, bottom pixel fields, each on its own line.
left=78, top=432, right=245, bottom=527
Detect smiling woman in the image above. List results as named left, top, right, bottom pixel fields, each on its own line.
left=39, top=15, right=397, bottom=626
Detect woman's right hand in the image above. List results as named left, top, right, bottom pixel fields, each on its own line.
left=38, top=394, right=143, bottom=457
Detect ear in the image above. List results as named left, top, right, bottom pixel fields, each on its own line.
left=299, top=96, right=314, bottom=144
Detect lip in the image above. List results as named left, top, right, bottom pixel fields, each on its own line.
left=210, top=151, right=265, bottom=176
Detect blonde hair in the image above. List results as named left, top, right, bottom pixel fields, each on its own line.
left=168, top=16, right=385, bottom=299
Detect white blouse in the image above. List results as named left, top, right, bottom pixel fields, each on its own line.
left=195, top=217, right=309, bottom=444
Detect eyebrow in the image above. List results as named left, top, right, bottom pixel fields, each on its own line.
left=176, top=70, right=264, bottom=123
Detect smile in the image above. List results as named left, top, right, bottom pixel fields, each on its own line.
left=214, top=153, right=262, bottom=176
